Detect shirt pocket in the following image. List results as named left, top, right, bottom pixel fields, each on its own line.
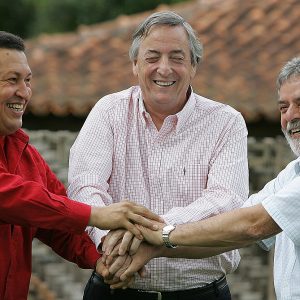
left=164, top=163, right=209, bottom=207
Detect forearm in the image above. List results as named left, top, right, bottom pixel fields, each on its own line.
left=170, top=204, right=281, bottom=248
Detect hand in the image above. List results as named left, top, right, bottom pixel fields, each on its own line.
left=96, top=250, right=134, bottom=285
left=89, top=201, right=162, bottom=239
left=137, top=221, right=165, bottom=246
left=115, top=242, right=162, bottom=286
left=100, top=240, right=148, bottom=289
left=102, top=229, right=142, bottom=257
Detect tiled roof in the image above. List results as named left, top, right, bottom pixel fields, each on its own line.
left=25, top=0, right=300, bottom=122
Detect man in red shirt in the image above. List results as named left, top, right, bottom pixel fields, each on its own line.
left=0, top=31, right=160, bottom=300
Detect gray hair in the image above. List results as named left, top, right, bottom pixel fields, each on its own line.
left=277, top=57, right=300, bottom=90
left=129, top=11, right=203, bottom=66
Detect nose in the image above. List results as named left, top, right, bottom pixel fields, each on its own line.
left=157, top=57, right=172, bottom=77
left=286, top=105, right=300, bottom=122
left=16, top=81, right=31, bottom=99
left=282, top=104, right=300, bottom=129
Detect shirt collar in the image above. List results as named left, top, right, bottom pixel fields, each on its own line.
left=138, top=86, right=196, bottom=133
left=294, top=156, right=300, bottom=174
left=175, top=86, right=196, bottom=133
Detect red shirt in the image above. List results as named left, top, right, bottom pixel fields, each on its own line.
left=0, top=129, right=100, bottom=300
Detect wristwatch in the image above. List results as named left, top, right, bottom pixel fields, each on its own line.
left=162, top=225, right=177, bottom=248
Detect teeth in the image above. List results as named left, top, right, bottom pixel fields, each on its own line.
left=155, top=81, right=175, bottom=86
left=290, top=128, right=300, bottom=135
left=7, top=103, right=24, bottom=111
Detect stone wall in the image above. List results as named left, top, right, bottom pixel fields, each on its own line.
left=26, top=130, right=295, bottom=300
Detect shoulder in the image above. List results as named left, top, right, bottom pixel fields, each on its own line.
left=192, top=93, right=245, bottom=130
left=193, top=93, right=241, bottom=117
left=93, top=86, right=139, bottom=113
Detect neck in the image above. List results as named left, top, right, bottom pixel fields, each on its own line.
left=145, top=108, right=169, bottom=131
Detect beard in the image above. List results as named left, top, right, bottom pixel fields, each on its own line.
left=282, top=120, right=300, bottom=157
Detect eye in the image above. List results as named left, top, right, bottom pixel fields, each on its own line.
left=171, top=56, right=184, bottom=62
left=145, top=57, right=159, bottom=63
left=7, top=77, right=17, bottom=83
left=279, top=105, right=288, bottom=113
left=25, top=77, right=32, bottom=86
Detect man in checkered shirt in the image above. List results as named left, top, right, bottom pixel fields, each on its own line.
left=68, top=11, right=248, bottom=300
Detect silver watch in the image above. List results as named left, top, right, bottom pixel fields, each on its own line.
left=162, top=225, right=177, bottom=248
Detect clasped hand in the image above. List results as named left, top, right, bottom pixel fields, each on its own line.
left=96, top=221, right=165, bottom=289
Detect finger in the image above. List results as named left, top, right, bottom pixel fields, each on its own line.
left=108, top=255, right=127, bottom=275
left=103, top=230, right=125, bottom=255
left=124, top=221, right=143, bottom=239
left=101, top=252, right=106, bottom=263
left=129, top=236, right=142, bottom=255
left=137, top=266, right=147, bottom=278
left=110, top=276, right=134, bottom=289
left=119, top=263, right=137, bottom=282
left=104, top=276, right=120, bottom=285
left=128, top=213, right=160, bottom=231
left=114, top=255, right=132, bottom=278
left=132, top=204, right=163, bottom=222
left=119, top=231, right=134, bottom=255
left=95, top=260, right=111, bottom=279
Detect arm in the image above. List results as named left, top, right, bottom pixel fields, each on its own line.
left=67, top=100, right=115, bottom=246
left=138, top=204, right=281, bottom=249
left=163, top=114, right=249, bottom=225
left=0, top=161, right=161, bottom=237
left=169, top=204, right=281, bottom=248
left=113, top=204, right=281, bottom=288
left=111, top=242, right=235, bottom=288
left=0, top=163, right=91, bottom=233
left=36, top=228, right=101, bottom=269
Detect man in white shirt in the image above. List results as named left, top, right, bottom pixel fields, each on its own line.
left=68, top=11, right=249, bottom=300
left=120, top=57, right=300, bottom=300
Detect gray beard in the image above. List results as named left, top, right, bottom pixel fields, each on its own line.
left=282, top=128, right=300, bottom=157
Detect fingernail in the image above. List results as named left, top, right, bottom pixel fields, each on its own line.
left=153, top=224, right=159, bottom=230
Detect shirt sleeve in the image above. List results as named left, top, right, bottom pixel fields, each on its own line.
left=0, top=162, right=91, bottom=234
left=68, top=101, right=113, bottom=247
left=242, top=159, right=299, bottom=248
left=163, top=113, right=249, bottom=224
left=262, top=175, right=300, bottom=246
left=36, top=228, right=101, bottom=269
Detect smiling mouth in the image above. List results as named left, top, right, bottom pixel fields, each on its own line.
left=7, top=103, right=25, bottom=112
left=289, top=128, right=300, bottom=136
left=154, top=80, right=175, bottom=87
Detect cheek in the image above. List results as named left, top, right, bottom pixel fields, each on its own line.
left=281, top=116, right=287, bottom=129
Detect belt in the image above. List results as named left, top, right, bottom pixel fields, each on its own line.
left=112, top=276, right=228, bottom=300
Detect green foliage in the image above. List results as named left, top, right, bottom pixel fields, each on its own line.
left=0, top=0, right=190, bottom=38
left=0, top=0, right=35, bottom=37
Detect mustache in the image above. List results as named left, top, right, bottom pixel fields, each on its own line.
left=285, top=119, right=300, bottom=134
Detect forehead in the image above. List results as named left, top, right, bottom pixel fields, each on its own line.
left=0, top=48, right=31, bottom=75
left=279, top=77, right=300, bottom=100
left=140, top=25, right=190, bottom=52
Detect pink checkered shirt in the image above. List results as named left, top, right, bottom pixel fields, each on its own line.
left=68, top=86, right=249, bottom=290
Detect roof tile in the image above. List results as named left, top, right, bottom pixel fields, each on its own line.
left=25, top=0, right=300, bottom=122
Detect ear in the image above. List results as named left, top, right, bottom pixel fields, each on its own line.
left=132, top=60, right=138, bottom=77
left=190, top=65, right=197, bottom=79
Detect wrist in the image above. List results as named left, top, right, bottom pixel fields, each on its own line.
left=162, top=224, right=177, bottom=248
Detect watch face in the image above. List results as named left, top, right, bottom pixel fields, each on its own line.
left=163, top=225, right=175, bottom=233
left=162, top=225, right=177, bottom=248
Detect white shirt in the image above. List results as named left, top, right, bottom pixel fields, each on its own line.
left=244, top=157, right=300, bottom=300
left=68, top=86, right=249, bottom=290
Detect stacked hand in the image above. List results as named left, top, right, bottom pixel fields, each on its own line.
left=89, top=201, right=162, bottom=239
left=96, top=221, right=166, bottom=289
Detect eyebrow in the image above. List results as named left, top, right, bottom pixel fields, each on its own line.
left=145, top=49, right=185, bottom=55
left=6, top=70, right=32, bottom=77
